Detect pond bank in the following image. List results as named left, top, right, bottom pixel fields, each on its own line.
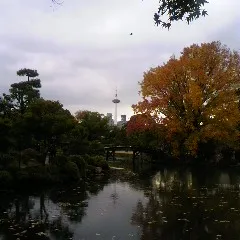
left=0, top=154, right=110, bottom=191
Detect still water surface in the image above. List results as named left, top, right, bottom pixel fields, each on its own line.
left=1, top=164, right=240, bottom=240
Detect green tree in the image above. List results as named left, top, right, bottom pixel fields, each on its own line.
left=104, top=125, right=129, bottom=146
left=67, top=124, right=89, bottom=155
left=0, top=94, right=13, bottom=118
left=154, top=0, right=208, bottom=29
left=0, top=118, right=12, bottom=153
left=23, top=99, right=76, bottom=162
left=0, top=94, right=15, bottom=154
left=10, top=69, right=41, bottom=114
left=75, top=110, right=109, bottom=141
left=16, top=68, right=39, bottom=81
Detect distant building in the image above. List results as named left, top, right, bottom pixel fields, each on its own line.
left=121, top=115, right=126, bottom=122
left=106, top=113, right=127, bottom=128
left=117, top=114, right=127, bottom=128
left=106, top=113, right=114, bottom=126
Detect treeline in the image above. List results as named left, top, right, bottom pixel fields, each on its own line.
left=0, top=68, right=126, bottom=188
left=1, top=41, right=240, bottom=188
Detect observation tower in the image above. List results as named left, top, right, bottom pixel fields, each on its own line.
left=112, top=89, right=120, bottom=125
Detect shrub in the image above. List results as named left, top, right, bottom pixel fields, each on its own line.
left=68, top=155, right=86, bottom=178
left=62, top=161, right=80, bottom=181
left=84, top=155, right=109, bottom=170
left=0, top=170, right=13, bottom=186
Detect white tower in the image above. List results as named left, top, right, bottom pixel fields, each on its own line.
left=112, top=89, right=120, bottom=125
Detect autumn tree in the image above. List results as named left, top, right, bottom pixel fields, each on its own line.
left=127, top=114, right=167, bottom=153
left=133, top=41, right=240, bottom=157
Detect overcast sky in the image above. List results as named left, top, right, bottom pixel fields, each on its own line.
left=0, top=0, right=239, bottom=120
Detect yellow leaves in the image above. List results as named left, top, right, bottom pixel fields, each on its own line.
left=185, top=81, right=203, bottom=110
left=134, top=41, right=240, bottom=157
left=184, top=133, right=199, bottom=156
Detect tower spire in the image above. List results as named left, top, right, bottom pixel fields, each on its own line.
left=112, top=88, right=120, bottom=125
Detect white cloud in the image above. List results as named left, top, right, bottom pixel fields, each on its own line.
left=0, top=0, right=239, bottom=120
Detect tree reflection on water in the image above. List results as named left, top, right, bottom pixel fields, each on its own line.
left=0, top=178, right=107, bottom=240
left=131, top=168, right=240, bottom=240
left=1, top=168, right=240, bottom=239
left=0, top=193, right=74, bottom=240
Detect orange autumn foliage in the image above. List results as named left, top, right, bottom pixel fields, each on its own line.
left=126, top=114, right=156, bottom=136
left=133, top=41, right=240, bottom=156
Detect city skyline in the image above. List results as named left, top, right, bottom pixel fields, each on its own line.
left=69, top=88, right=133, bottom=121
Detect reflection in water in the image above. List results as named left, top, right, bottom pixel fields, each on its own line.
left=1, top=167, right=240, bottom=239
left=110, top=182, right=119, bottom=206
left=132, top=168, right=240, bottom=240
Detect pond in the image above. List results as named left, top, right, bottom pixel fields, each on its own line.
left=1, top=163, right=240, bottom=240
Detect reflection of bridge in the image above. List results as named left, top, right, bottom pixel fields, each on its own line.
left=104, top=146, right=136, bottom=161
left=104, top=145, right=164, bottom=162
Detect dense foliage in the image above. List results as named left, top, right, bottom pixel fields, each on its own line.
left=0, top=69, right=113, bottom=187
left=131, top=41, right=240, bottom=160
left=1, top=40, right=240, bottom=189
left=154, top=0, right=208, bottom=28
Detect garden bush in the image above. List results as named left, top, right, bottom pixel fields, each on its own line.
left=62, top=161, right=80, bottom=181
left=68, top=155, right=86, bottom=178
left=84, top=155, right=109, bottom=170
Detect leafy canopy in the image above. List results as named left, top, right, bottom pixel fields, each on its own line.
left=52, top=0, right=209, bottom=29
left=17, top=68, right=39, bottom=81
left=24, top=99, right=75, bottom=141
left=133, top=41, right=240, bottom=156
left=75, top=110, right=109, bottom=141
left=154, top=0, right=208, bottom=29
left=10, top=69, right=41, bottom=114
